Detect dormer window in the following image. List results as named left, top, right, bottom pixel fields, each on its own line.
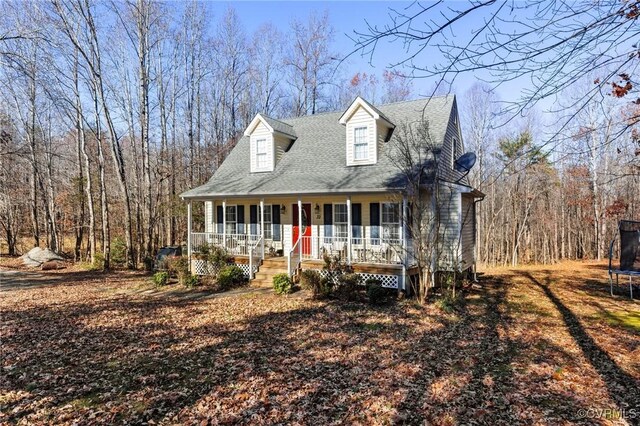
left=339, top=96, right=395, bottom=166
left=255, top=138, right=268, bottom=169
left=245, top=113, right=296, bottom=173
left=353, top=126, right=368, bottom=161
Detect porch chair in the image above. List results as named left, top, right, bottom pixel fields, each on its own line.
left=608, top=219, right=640, bottom=299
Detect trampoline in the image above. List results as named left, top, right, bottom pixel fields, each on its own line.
left=608, top=220, right=640, bottom=299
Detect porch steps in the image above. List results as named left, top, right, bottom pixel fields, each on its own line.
left=251, top=256, right=288, bottom=287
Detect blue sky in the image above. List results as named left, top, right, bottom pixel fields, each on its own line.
left=211, top=1, right=497, bottom=100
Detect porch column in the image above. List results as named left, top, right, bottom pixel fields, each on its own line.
left=347, top=196, right=352, bottom=264
left=298, top=198, right=303, bottom=259
left=260, top=198, right=265, bottom=258
left=402, top=196, right=408, bottom=291
left=187, top=200, right=192, bottom=273
left=222, top=199, right=227, bottom=249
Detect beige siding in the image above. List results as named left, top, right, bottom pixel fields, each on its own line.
left=274, top=134, right=290, bottom=164
left=437, top=99, right=471, bottom=187
left=345, top=106, right=377, bottom=165
left=249, top=122, right=274, bottom=172
left=460, top=194, right=475, bottom=270
left=436, top=185, right=461, bottom=270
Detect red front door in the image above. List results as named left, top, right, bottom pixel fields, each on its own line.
left=292, top=203, right=312, bottom=255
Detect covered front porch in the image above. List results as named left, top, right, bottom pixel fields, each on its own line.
left=185, top=193, right=414, bottom=289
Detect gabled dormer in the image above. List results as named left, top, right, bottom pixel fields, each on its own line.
left=339, top=97, right=395, bottom=166
left=244, top=114, right=296, bottom=173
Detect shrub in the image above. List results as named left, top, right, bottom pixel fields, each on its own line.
left=152, top=271, right=169, bottom=287
left=300, top=269, right=333, bottom=299
left=273, top=273, right=293, bottom=295
left=110, top=237, right=127, bottom=268
left=143, top=256, right=154, bottom=272
left=184, top=274, right=200, bottom=288
left=168, top=256, right=190, bottom=286
left=336, top=273, right=361, bottom=301
left=217, top=265, right=247, bottom=291
left=366, top=280, right=386, bottom=305
left=435, top=294, right=458, bottom=314
left=91, top=252, right=105, bottom=271
left=207, top=246, right=230, bottom=277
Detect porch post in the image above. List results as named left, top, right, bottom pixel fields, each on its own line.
left=402, top=196, right=408, bottom=292
left=347, top=196, right=352, bottom=264
left=187, top=200, right=192, bottom=273
left=298, top=198, right=303, bottom=259
left=222, top=199, right=227, bottom=250
left=260, top=198, right=265, bottom=258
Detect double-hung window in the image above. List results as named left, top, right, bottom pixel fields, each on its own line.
left=263, top=205, right=272, bottom=239
left=225, top=205, right=237, bottom=234
left=353, top=126, right=368, bottom=161
left=255, top=138, right=268, bottom=169
left=381, top=202, right=400, bottom=241
left=333, top=204, right=348, bottom=241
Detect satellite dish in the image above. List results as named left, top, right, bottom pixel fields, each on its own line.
left=454, top=152, right=477, bottom=173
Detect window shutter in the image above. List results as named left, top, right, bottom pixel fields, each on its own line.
left=324, top=204, right=333, bottom=238
left=249, top=205, right=258, bottom=235
left=272, top=205, right=281, bottom=241
left=237, top=205, right=245, bottom=234
left=370, top=203, right=380, bottom=243
left=216, top=205, right=223, bottom=234
left=351, top=203, right=362, bottom=239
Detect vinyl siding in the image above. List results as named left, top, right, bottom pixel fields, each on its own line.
left=345, top=106, right=377, bottom=166
left=204, top=201, right=213, bottom=233
left=460, top=194, right=475, bottom=270
left=436, top=185, right=461, bottom=270
left=249, top=122, right=274, bottom=172
left=436, top=99, right=471, bottom=187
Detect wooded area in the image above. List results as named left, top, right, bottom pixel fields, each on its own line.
left=1, top=0, right=639, bottom=268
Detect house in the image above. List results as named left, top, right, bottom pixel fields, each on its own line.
left=180, top=96, right=483, bottom=292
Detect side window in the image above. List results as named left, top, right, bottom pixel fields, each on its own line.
left=451, top=137, right=460, bottom=169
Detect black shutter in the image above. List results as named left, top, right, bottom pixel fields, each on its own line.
left=272, top=204, right=281, bottom=241
left=216, top=205, right=223, bottom=234
left=352, top=203, right=362, bottom=239
left=370, top=203, right=380, bottom=243
left=324, top=204, right=333, bottom=239
left=237, top=205, right=245, bottom=234
left=249, top=205, right=258, bottom=235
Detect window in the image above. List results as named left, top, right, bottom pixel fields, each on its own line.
left=255, top=138, right=268, bottom=169
left=381, top=202, right=400, bottom=241
left=263, top=204, right=272, bottom=239
left=353, top=126, right=368, bottom=161
left=333, top=204, right=348, bottom=240
left=225, top=205, right=237, bottom=234
left=452, top=137, right=460, bottom=169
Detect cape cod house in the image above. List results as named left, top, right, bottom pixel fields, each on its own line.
left=180, top=96, right=483, bottom=292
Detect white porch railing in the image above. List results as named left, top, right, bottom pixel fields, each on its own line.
left=248, top=236, right=263, bottom=280
left=190, top=232, right=407, bottom=266
left=287, top=237, right=301, bottom=277
left=300, top=236, right=404, bottom=264
left=191, top=232, right=260, bottom=257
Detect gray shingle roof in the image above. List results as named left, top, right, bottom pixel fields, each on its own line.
left=181, top=96, right=456, bottom=199
left=261, top=114, right=296, bottom=138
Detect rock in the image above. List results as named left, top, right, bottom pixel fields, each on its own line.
left=20, top=247, right=64, bottom=267
left=41, top=260, right=65, bottom=271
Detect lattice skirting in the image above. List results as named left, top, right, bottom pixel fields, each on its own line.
left=316, top=269, right=399, bottom=289
left=192, top=260, right=257, bottom=278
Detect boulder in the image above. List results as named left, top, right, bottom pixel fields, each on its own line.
left=21, top=247, right=64, bottom=268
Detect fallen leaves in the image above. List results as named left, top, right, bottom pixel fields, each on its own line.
left=0, top=262, right=638, bottom=425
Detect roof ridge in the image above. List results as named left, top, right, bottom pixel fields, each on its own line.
left=277, top=95, right=453, bottom=123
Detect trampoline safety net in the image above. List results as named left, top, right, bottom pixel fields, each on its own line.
left=618, top=220, right=640, bottom=272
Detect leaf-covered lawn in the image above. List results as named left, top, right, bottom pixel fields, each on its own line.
left=1, top=262, right=638, bottom=425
